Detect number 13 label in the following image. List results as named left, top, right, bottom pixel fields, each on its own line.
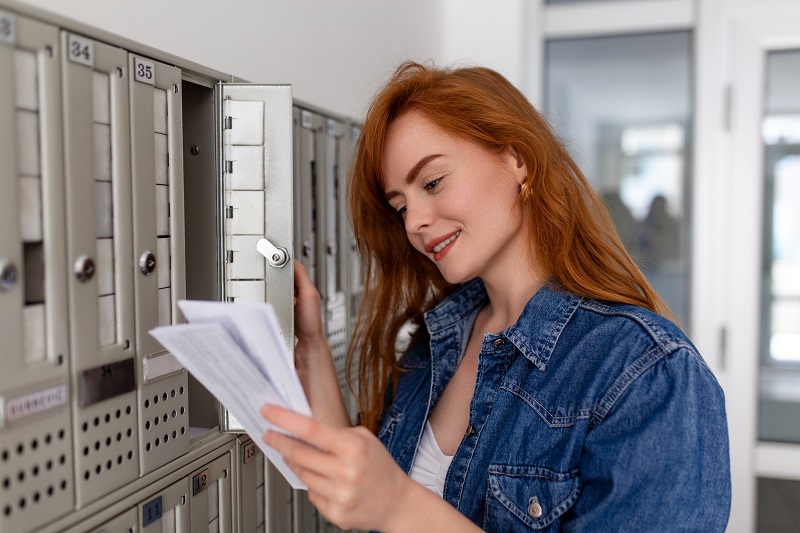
left=134, top=56, right=155, bottom=85
left=67, top=34, right=93, bottom=67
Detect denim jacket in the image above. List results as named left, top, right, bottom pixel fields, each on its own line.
left=377, top=278, right=731, bottom=531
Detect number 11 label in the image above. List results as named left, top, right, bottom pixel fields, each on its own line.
left=134, top=56, right=155, bottom=85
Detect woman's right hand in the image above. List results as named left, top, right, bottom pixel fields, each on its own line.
left=262, top=406, right=482, bottom=533
left=293, top=261, right=352, bottom=428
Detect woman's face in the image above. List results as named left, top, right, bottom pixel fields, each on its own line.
left=381, top=110, right=529, bottom=285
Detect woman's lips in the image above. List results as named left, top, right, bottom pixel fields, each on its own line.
left=428, top=231, right=460, bottom=261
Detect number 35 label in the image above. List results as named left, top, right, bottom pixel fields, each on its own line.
left=67, top=34, right=93, bottom=67
left=134, top=56, right=155, bottom=85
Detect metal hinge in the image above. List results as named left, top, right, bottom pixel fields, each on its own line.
left=225, top=250, right=234, bottom=263
left=225, top=206, right=234, bottom=219
left=223, top=116, right=233, bottom=130
left=224, top=160, right=234, bottom=173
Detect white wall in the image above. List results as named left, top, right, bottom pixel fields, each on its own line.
left=15, top=0, right=532, bottom=118
left=439, top=0, right=527, bottom=89
left=14, top=0, right=451, bottom=119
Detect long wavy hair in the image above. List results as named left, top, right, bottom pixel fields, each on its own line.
left=347, top=61, right=674, bottom=433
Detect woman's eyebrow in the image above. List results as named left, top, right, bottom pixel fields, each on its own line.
left=384, top=154, right=444, bottom=201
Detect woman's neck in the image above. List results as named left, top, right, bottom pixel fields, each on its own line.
left=479, top=257, right=548, bottom=333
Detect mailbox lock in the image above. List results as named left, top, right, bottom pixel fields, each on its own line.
left=256, top=238, right=289, bottom=268
left=74, top=255, right=96, bottom=283
left=139, top=251, right=157, bottom=275
left=0, top=260, right=18, bottom=290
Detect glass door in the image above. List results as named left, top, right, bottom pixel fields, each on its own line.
left=544, top=30, right=693, bottom=324
left=727, top=7, right=800, bottom=532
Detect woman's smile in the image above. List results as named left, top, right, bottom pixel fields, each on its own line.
left=426, top=230, right=461, bottom=259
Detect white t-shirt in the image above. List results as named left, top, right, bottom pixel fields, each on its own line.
left=408, top=421, right=455, bottom=497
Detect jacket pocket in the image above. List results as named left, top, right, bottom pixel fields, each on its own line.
left=484, top=465, right=580, bottom=531
left=377, top=407, right=403, bottom=449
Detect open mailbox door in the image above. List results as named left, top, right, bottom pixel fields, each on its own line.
left=217, top=83, right=294, bottom=433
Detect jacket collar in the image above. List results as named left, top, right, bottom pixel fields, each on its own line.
left=424, top=278, right=583, bottom=371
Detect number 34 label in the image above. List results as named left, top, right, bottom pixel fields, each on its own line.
left=68, top=34, right=94, bottom=67
left=134, top=56, right=156, bottom=85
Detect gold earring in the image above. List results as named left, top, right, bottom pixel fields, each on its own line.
left=520, top=178, right=532, bottom=198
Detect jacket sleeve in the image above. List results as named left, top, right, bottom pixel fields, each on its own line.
left=562, top=348, right=731, bottom=532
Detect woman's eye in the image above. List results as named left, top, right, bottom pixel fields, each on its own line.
left=396, top=206, right=407, bottom=218
left=423, top=178, right=442, bottom=191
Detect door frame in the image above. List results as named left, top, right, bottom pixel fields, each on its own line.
left=725, top=3, right=800, bottom=531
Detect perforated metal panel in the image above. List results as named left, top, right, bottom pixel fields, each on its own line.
left=74, top=392, right=139, bottom=505
left=0, top=411, right=73, bottom=531
left=138, top=373, right=189, bottom=475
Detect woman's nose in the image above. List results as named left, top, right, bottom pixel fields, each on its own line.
left=403, top=200, right=433, bottom=234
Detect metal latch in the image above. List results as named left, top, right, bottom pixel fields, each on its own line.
left=256, top=238, right=289, bottom=268
left=75, top=255, right=96, bottom=282
left=138, top=251, right=156, bottom=276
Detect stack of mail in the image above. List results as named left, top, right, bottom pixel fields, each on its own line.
left=150, top=300, right=310, bottom=489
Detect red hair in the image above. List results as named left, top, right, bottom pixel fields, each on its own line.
left=347, top=61, right=674, bottom=433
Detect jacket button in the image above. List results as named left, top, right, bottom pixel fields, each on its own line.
left=528, top=496, right=543, bottom=518
left=465, top=424, right=475, bottom=437
left=492, top=338, right=505, bottom=349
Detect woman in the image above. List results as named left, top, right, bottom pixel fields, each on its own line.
left=261, top=62, right=731, bottom=531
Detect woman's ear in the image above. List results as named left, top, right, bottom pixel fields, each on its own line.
left=507, top=146, right=528, bottom=185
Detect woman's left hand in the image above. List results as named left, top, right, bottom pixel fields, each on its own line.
left=261, top=404, right=412, bottom=532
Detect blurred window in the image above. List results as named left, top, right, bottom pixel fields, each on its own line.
left=544, top=31, right=693, bottom=324
left=761, top=50, right=800, bottom=367
left=758, top=49, right=800, bottom=445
